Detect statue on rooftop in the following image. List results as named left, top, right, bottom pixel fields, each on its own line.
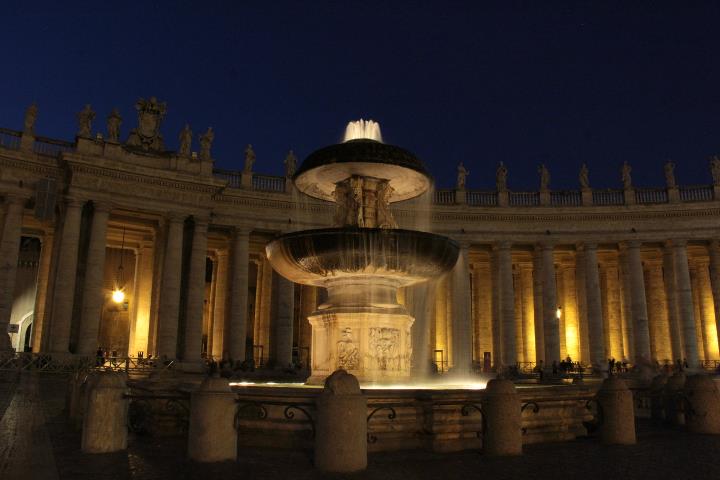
left=539, top=164, right=550, bottom=191
left=178, top=124, right=192, bottom=157
left=496, top=162, right=508, bottom=192
left=76, top=104, right=95, bottom=138
left=199, top=127, right=214, bottom=161
left=23, top=103, right=38, bottom=135
left=621, top=161, right=633, bottom=190
left=710, top=156, right=720, bottom=186
left=457, top=162, right=469, bottom=190
left=284, top=150, right=297, bottom=177
left=126, top=96, right=167, bottom=151
left=244, top=144, right=256, bottom=173
left=579, top=163, right=590, bottom=189
left=664, top=160, right=676, bottom=189
left=106, top=109, right=122, bottom=143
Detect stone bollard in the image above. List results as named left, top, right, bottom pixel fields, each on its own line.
left=649, top=374, right=668, bottom=422
left=597, top=376, right=636, bottom=445
left=188, top=376, right=237, bottom=462
left=81, top=372, right=128, bottom=453
left=482, top=378, right=522, bottom=456
left=314, top=370, right=367, bottom=473
left=684, top=375, right=720, bottom=434
left=663, top=372, right=686, bottom=427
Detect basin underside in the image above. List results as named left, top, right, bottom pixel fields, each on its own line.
left=265, top=228, right=460, bottom=287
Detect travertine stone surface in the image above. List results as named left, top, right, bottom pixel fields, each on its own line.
left=314, top=370, right=367, bottom=473
left=483, top=378, right=522, bottom=456
left=187, top=376, right=236, bottom=462
left=81, top=373, right=128, bottom=453
left=597, top=377, right=636, bottom=445
left=684, top=375, right=720, bottom=434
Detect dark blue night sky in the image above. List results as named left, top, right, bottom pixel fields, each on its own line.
left=2, top=1, right=719, bottom=191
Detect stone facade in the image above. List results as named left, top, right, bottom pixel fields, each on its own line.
left=1, top=99, right=719, bottom=372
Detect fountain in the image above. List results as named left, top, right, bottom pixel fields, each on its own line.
left=266, top=120, right=459, bottom=384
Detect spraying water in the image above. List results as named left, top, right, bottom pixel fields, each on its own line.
left=343, top=119, right=383, bottom=143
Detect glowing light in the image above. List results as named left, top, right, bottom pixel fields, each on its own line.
left=112, top=289, right=125, bottom=304
left=556, top=306, right=562, bottom=319
left=343, top=119, right=383, bottom=143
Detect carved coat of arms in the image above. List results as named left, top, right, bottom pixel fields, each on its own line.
left=126, top=97, right=167, bottom=151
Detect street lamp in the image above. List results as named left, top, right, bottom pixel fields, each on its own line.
left=112, top=227, right=126, bottom=304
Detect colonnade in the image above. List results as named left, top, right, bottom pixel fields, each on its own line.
left=1, top=192, right=720, bottom=373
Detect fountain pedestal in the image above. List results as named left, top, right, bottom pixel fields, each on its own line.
left=308, top=310, right=414, bottom=385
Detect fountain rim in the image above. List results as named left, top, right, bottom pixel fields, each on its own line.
left=292, top=139, right=433, bottom=202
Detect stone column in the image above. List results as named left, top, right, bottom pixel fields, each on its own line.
left=708, top=240, right=720, bottom=356
left=625, top=241, right=651, bottom=361
left=540, top=242, right=559, bottom=364
left=690, top=264, right=707, bottom=360
left=77, top=203, right=111, bottom=356
left=156, top=213, right=185, bottom=359
left=663, top=243, right=683, bottom=361
left=497, top=242, right=516, bottom=367
left=255, top=256, right=273, bottom=365
left=0, top=195, right=25, bottom=351
left=512, top=269, right=524, bottom=362
left=584, top=243, right=605, bottom=367
left=490, top=248, right=502, bottom=367
left=618, top=249, right=635, bottom=361
left=211, top=250, right=229, bottom=359
left=472, top=262, right=493, bottom=367
left=604, top=265, right=624, bottom=359
left=274, top=273, right=295, bottom=368
left=520, top=265, right=536, bottom=363
left=695, top=260, right=719, bottom=360
left=128, top=241, right=154, bottom=357
left=49, top=198, right=85, bottom=354
left=184, top=218, right=209, bottom=362
left=561, top=265, right=579, bottom=360
left=228, top=228, right=250, bottom=362
left=532, top=246, right=545, bottom=363
left=672, top=240, right=700, bottom=368
left=450, top=243, right=473, bottom=373
left=31, top=230, right=55, bottom=352
left=645, top=262, right=672, bottom=361
left=575, top=245, right=590, bottom=363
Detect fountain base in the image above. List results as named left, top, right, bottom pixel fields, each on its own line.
left=307, top=309, right=414, bottom=385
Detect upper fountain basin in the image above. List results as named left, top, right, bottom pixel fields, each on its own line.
left=293, top=140, right=432, bottom=202
left=265, top=227, right=459, bottom=287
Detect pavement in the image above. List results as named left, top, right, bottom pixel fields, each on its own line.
left=1, top=372, right=719, bottom=480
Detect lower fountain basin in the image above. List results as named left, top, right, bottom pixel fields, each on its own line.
left=265, top=227, right=460, bottom=288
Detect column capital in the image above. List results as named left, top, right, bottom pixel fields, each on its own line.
left=538, top=241, right=554, bottom=251
left=3, top=193, right=27, bottom=206
left=92, top=201, right=113, bottom=214
left=193, top=216, right=209, bottom=230
left=65, top=196, right=86, bottom=209
left=578, top=241, right=598, bottom=251
left=669, top=239, right=688, bottom=249
left=235, top=226, right=252, bottom=236
left=622, top=240, right=643, bottom=249
left=165, top=211, right=186, bottom=223
left=494, top=240, right=512, bottom=250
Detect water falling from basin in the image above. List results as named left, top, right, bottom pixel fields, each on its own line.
left=267, top=120, right=459, bottom=384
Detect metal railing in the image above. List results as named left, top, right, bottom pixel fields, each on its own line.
left=635, top=188, right=668, bottom=204
left=680, top=185, right=714, bottom=202
left=550, top=190, right=581, bottom=206
left=252, top=174, right=286, bottom=192
left=434, top=189, right=455, bottom=204
left=592, top=189, right=624, bottom=205
left=466, top=190, right=497, bottom=206
left=0, top=352, right=175, bottom=375
left=33, top=136, right=74, bottom=157
left=509, top=191, right=539, bottom=206
left=0, top=127, right=21, bottom=150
